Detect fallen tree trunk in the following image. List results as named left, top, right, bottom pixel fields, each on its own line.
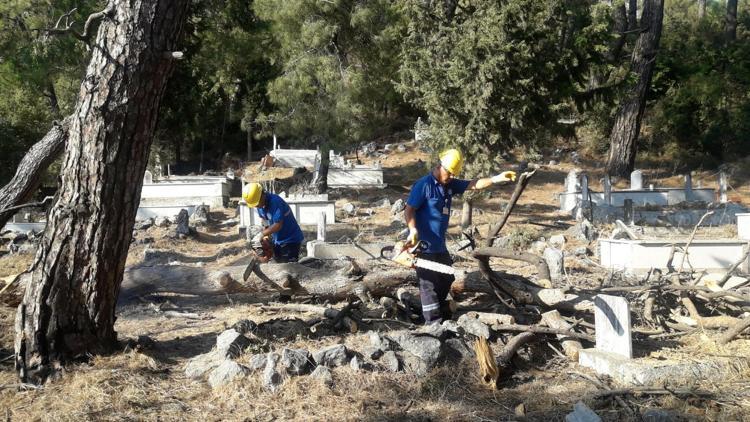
left=0, top=117, right=70, bottom=229
left=541, top=310, right=583, bottom=361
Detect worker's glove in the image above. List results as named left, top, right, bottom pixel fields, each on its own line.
left=251, top=231, right=264, bottom=248
left=406, top=228, right=418, bottom=246
left=491, top=171, right=516, bottom=184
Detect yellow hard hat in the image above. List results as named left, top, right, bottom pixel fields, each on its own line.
left=243, top=182, right=263, bottom=207
left=439, top=148, right=464, bottom=176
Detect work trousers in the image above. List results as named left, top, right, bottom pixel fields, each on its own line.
left=416, top=252, right=455, bottom=324
left=273, top=242, right=301, bottom=263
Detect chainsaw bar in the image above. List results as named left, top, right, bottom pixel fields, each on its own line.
left=380, top=241, right=455, bottom=275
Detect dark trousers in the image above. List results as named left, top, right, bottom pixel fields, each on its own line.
left=416, top=252, right=455, bottom=324
left=273, top=242, right=301, bottom=263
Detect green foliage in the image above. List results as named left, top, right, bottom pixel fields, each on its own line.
left=647, top=0, right=750, bottom=169
left=253, top=0, right=412, bottom=149
left=398, top=0, right=609, bottom=177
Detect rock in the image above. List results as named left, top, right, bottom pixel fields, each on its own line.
left=529, top=240, right=547, bottom=255
left=249, top=353, right=268, bottom=371
left=349, top=356, right=363, bottom=371
left=190, top=204, right=210, bottom=226
left=231, top=319, right=258, bottom=335
left=456, top=314, right=491, bottom=339
left=343, top=203, right=356, bottom=216
left=185, top=350, right=224, bottom=379
left=364, top=347, right=384, bottom=361
left=313, top=344, right=350, bottom=368
left=574, top=246, right=589, bottom=257
left=381, top=351, right=400, bottom=372
left=391, top=331, right=442, bottom=368
left=641, top=409, right=679, bottom=422
left=281, top=348, right=312, bottom=376
left=155, top=216, right=171, bottom=227
left=569, top=218, right=596, bottom=241
left=216, top=329, right=253, bottom=358
left=383, top=143, right=393, bottom=152
left=4, top=232, right=27, bottom=242
left=444, top=338, right=474, bottom=360
left=441, top=320, right=461, bottom=334
left=491, top=236, right=510, bottom=248
left=391, top=199, right=406, bottom=215
left=543, top=247, right=565, bottom=283
left=401, top=352, right=430, bottom=375
left=134, top=218, right=154, bottom=231
left=565, top=401, right=601, bottom=422
left=175, top=209, right=191, bottom=237
left=262, top=353, right=283, bottom=393
left=374, top=198, right=391, bottom=208
left=549, top=234, right=566, bottom=249
left=368, top=332, right=396, bottom=351
left=310, top=365, right=333, bottom=386
left=418, top=323, right=450, bottom=341
left=548, top=160, right=558, bottom=166
left=135, top=237, right=154, bottom=245
left=208, top=360, right=250, bottom=389
left=397, top=144, right=407, bottom=153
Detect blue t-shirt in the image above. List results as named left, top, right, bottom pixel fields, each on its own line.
left=257, top=193, right=305, bottom=245
left=406, top=173, right=471, bottom=253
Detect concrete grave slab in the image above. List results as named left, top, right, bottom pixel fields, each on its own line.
left=239, top=195, right=336, bottom=227
left=136, top=205, right=197, bottom=220
left=594, top=295, right=632, bottom=358
left=738, top=213, right=750, bottom=240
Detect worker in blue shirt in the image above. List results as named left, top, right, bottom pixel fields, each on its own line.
left=242, top=183, right=305, bottom=263
left=405, top=149, right=516, bottom=324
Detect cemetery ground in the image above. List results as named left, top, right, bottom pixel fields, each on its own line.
left=2, top=144, right=750, bottom=420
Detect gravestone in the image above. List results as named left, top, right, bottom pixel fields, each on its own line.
left=565, top=170, right=580, bottom=193
left=602, top=175, right=612, bottom=205
left=623, top=199, right=634, bottom=226
left=684, top=173, right=693, bottom=201
left=317, top=212, right=326, bottom=242
left=143, top=170, right=153, bottom=185
left=594, top=294, right=632, bottom=359
left=630, top=170, right=643, bottom=190
left=719, top=171, right=728, bottom=203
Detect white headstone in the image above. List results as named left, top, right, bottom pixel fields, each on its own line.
left=719, top=171, right=728, bottom=203
left=594, top=294, right=632, bottom=359
left=630, top=170, right=643, bottom=190
left=565, top=170, right=580, bottom=193
left=317, top=212, right=327, bottom=242
left=143, top=170, right=153, bottom=184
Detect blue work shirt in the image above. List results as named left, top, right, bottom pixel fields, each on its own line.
left=256, top=193, right=305, bottom=245
left=406, top=173, right=471, bottom=253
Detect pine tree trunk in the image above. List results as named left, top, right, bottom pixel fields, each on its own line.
left=628, top=0, right=638, bottom=30
left=312, top=143, right=330, bottom=194
left=726, top=0, right=738, bottom=41
left=0, top=118, right=70, bottom=229
left=15, top=0, right=190, bottom=384
left=606, top=0, right=664, bottom=177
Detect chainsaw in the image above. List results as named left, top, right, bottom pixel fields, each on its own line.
left=380, top=240, right=455, bottom=275
left=243, top=236, right=273, bottom=282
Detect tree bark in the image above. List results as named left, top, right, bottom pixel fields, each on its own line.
left=628, top=0, right=638, bottom=30
left=312, top=143, right=330, bottom=194
left=698, top=0, right=706, bottom=19
left=15, top=0, right=190, bottom=384
left=605, top=0, right=664, bottom=177
left=0, top=117, right=70, bottom=229
left=607, top=2, right=629, bottom=63
left=725, top=0, right=738, bottom=41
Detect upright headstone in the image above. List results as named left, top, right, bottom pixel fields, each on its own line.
left=593, top=294, right=632, bottom=359
left=630, top=170, right=643, bottom=190
left=623, top=199, right=634, bottom=226
left=317, top=212, right=327, bottom=242
left=580, top=174, right=589, bottom=201
left=684, top=172, right=693, bottom=201
left=565, top=170, right=580, bottom=193
left=719, top=171, right=728, bottom=203
left=602, top=175, right=612, bottom=206
left=272, top=133, right=278, bottom=150
left=143, top=170, right=153, bottom=184
left=154, top=154, right=163, bottom=179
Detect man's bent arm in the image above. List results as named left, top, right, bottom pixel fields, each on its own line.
left=263, top=221, right=284, bottom=237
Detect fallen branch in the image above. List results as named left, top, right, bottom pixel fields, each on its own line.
left=718, top=249, right=750, bottom=288
left=491, top=323, right=595, bottom=342
left=718, top=317, right=750, bottom=345
left=541, top=310, right=582, bottom=361
left=483, top=169, right=537, bottom=248
left=678, top=210, right=714, bottom=273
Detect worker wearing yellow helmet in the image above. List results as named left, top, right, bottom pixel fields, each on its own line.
left=243, top=182, right=305, bottom=263
left=404, top=148, right=516, bottom=324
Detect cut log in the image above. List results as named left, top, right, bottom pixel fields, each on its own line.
left=541, top=310, right=582, bottom=361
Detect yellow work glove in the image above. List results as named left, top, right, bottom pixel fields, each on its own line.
left=491, top=171, right=517, bottom=184
left=406, top=228, right=419, bottom=247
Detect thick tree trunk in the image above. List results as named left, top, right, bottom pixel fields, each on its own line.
left=0, top=117, right=70, bottom=229
left=628, top=0, right=638, bottom=30
left=312, top=143, right=330, bottom=194
left=726, top=0, right=738, bottom=41
left=15, top=0, right=190, bottom=384
left=698, top=0, right=706, bottom=19
left=605, top=0, right=664, bottom=177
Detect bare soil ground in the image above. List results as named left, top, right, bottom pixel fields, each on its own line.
left=1, top=143, right=750, bottom=421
